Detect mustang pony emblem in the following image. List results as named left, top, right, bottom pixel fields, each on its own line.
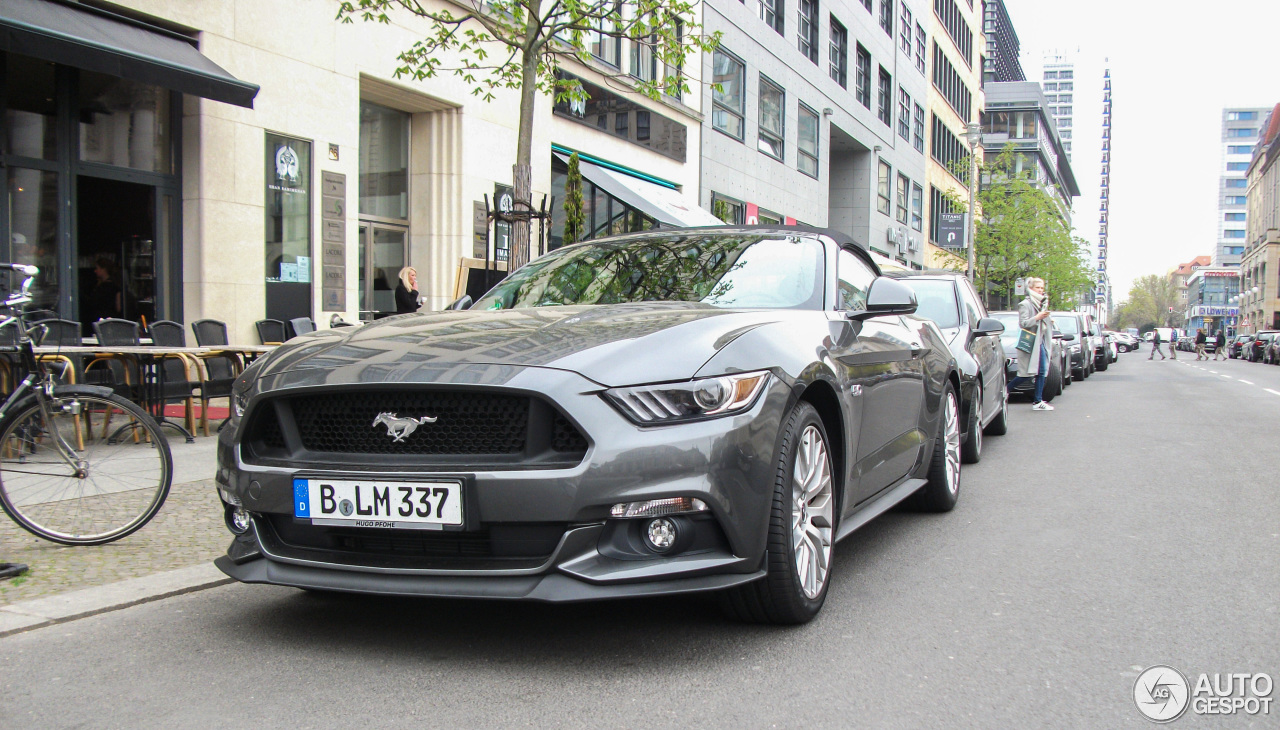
left=372, top=412, right=437, bottom=442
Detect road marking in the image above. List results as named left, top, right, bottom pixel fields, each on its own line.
left=1240, top=379, right=1254, bottom=385
left=1268, top=389, right=1280, bottom=397
left=1220, top=374, right=1231, bottom=378
left=1208, top=370, right=1217, bottom=374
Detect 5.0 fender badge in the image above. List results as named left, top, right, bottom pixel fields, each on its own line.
left=372, top=412, right=437, bottom=442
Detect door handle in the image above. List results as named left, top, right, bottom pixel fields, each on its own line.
left=910, top=345, right=924, bottom=358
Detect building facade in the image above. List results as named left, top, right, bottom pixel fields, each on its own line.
left=981, top=0, right=1023, bottom=85
left=979, top=82, right=1079, bottom=222
left=1216, top=107, right=1270, bottom=267
left=1184, top=268, right=1239, bottom=337
left=922, top=0, right=983, bottom=269
left=700, top=0, right=930, bottom=267
left=1039, top=53, right=1074, bottom=162
left=1242, top=103, right=1280, bottom=333
left=1170, top=256, right=1211, bottom=325
left=2, top=0, right=711, bottom=343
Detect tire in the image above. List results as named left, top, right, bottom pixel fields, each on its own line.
left=1096, top=354, right=1108, bottom=371
left=1063, top=359, right=1073, bottom=386
left=907, top=383, right=961, bottom=512
left=961, top=381, right=982, bottom=464
left=985, top=374, right=1008, bottom=436
left=721, top=401, right=834, bottom=625
left=0, top=392, right=172, bottom=545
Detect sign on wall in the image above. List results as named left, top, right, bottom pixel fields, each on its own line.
left=320, top=170, right=347, bottom=312
left=938, top=212, right=966, bottom=251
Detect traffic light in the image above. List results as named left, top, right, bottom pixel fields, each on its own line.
left=1168, top=307, right=1174, bottom=313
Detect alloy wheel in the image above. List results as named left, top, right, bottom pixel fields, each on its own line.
left=943, top=391, right=961, bottom=495
left=791, top=425, right=834, bottom=600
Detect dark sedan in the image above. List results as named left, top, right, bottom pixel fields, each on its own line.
left=888, top=272, right=1009, bottom=464
left=215, top=227, right=962, bottom=624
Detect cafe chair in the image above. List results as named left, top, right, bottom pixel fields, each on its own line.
left=288, top=317, right=315, bottom=339
left=88, top=318, right=142, bottom=401
left=148, top=320, right=199, bottom=434
left=190, top=319, right=239, bottom=436
left=255, top=319, right=286, bottom=346
left=30, top=318, right=84, bottom=384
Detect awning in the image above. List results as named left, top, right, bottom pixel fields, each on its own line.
left=556, top=152, right=723, bottom=228
left=0, top=0, right=258, bottom=108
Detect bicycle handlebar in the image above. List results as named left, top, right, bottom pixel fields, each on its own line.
left=1, top=263, right=39, bottom=308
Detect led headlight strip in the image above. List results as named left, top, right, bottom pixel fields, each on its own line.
left=604, top=371, right=770, bottom=425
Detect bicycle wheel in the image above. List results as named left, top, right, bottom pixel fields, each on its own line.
left=0, top=392, right=172, bottom=545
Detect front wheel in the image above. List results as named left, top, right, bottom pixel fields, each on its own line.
left=0, top=393, right=172, bottom=545
left=721, top=401, right=834, bottom=625
left=908, top=383, right=961, bottom=512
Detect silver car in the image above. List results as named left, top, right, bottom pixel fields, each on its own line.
left=215, top=227, right=961, bottom=624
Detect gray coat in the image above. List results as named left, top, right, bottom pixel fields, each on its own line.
left=1015, top=297, right=1054, bottom=377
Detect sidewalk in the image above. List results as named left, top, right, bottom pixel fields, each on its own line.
left=0, top=436, right=231, bottom=619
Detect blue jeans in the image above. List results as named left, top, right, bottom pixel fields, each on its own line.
left=1010, top=345, right=1049, bottom=402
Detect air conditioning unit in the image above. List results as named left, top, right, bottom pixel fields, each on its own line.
left=906, top=234, right=920, bottom=253
left=886, top=228, right=900, bottom=245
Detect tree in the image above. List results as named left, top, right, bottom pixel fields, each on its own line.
left=1119, top=274, right=1181, bottom=330
left=339, top=0, right=719, bottom=271
left=562, top=152, right=585, bottom=246
left=947, top=147, right=1093, bottom=310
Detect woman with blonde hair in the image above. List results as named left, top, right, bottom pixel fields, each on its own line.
left=1008, top=277, right=1056, bottom=411
left=395, top=266, right=422, bottom=313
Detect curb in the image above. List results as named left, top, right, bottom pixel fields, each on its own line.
left=0, top=563, right=232, bottom=638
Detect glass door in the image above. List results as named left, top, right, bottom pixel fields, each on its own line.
left=358, top=223, right=408, bottom=319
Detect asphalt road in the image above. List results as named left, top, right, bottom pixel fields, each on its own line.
left=2, top=352, right=1278, bottom=729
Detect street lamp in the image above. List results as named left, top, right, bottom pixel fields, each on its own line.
left=964, top=122, right=982, bottom=282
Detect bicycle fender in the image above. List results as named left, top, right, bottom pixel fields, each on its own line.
left=51, top=384, right=115, bottom=399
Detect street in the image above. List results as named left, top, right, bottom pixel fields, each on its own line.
left=1, top=353, right=1278, bottom=728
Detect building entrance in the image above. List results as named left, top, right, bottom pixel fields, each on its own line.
left=76, top=176, right=157, bottom=331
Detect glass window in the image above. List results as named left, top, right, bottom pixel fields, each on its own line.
left=629, top=34, right=657, bottom=81
left=897, top=88, right=911, bottom=140
left=4, top=56, right=57, bottom=160
left=830, top=17, right=848, bottom=87
left=1229, top=128, right=1257, bottom=137
left=902, top=278, right=959, bottom=328
left=1226, top=196, right=1247, bottom=205
left=982, top=111, right=1010, bottom=135
left=1224, top=229, right=1246, bottom=238
left=711, top=192, right=744, bottom=224
left=1228, top=145, right=1255, bottom=154
left=915, top=23, right=926, bottom=73
left=877, top=159, right=891, bottom=215
left=1058, top=82, right=1073, bottom=91
left=958, top=279, right=983, bottom=325
left=591, top=9, right=622, bottom=67
left=899, top=2, right=912, bottom=54
left=1043, top=71, right=1058, bottom=79
left=264, top=133, right=312, bottom=286
left=1058, top=94, right=1072, bottom=103
left=1226, top=179, right=1247, bottom=188
left=358, top=101, right=410, bottom=220
left=6, top=168, right=60, bottom=310
left=1227, top=162, right=1249, bottom=171
left=1226, top=212, right=1247, bottom=221
left=910, top=182, right=923, bottom=231
left=912, top=103, right=925, bottom=152
left=475, top=234, right=827, bottom=311
left=1058, top=117, right=1072, bottom=129
left=798, top=105, right=819, bottom=178
left=761, top=0, right=784, bottom=34
left=855, top=45, right=871, bottom=108
left=712, top=51, right=745, bottom=140
left=78, top=71, right=171, bottom=174
left=1228, top=111, right=1258, bottom=121
left=797, top=0, right=818, bottom=63
left=877, top=67, right=892, bottom=126
left=895, top=174, right=908, bottom=224
left=1043, top=83, right=1058, bottom=91
left=1012, top=112, right=1037, bottom=139
left=759, top=78, right=785, bottom=160
left=879, top=0, right=892, bottom=35
left=1058, top=70, right=1073, bottom=79
left=837, top=249, right=875, bottom=311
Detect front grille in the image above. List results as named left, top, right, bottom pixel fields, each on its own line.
left=241, top=388, right=589, bottom=468
left=292, top=391, right=529, bottom=455
left=263, top=514, right=565, bottom=568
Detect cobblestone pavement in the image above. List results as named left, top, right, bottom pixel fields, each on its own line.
left=0, top=478, right=228, bottom=606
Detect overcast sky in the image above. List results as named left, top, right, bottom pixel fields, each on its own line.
left=1002, top=0, right=1280, bottom=302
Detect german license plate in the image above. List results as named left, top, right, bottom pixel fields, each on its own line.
left=293, top=478, right=462, bottom=529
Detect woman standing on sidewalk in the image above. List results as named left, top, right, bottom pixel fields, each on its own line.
left=1008, top=277, right=1055, bottom=411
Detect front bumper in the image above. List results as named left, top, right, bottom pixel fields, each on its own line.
left=215, top=365, right=790, bottom=600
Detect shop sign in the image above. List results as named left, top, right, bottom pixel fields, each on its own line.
left=320, top=171, right=346, bottom=311
left=1190, top=305, right=1239, bottom=317
left=938, top=212, right=965, bottom=251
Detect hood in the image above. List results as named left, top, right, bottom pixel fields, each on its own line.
left=254, top=303, right=782, bottom=387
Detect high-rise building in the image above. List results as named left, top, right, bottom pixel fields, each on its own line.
left=1091, top=67, right=1111, bottom=323
left=1217, top=107, right=1271, bottom=267
left=1040, top=54, right=1075, bottom=162
left=982, top=0, right=1024, bottom=84
left=980, top=82, right=1079, bottom=224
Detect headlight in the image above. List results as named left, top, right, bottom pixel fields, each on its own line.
left=232, top=389, right=250, bottom=419
left=604, top=371, right=770, bottom=425
left=1069, top=344, right=1081, bottom=353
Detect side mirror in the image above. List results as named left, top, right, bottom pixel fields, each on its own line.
left=445, top=295, right=473, bottom=311
left=972, top=317, right=1005, bottom=337
left=847, top=277, right=917, bottom=320
left=1060, top=333, right=1076, bottom=342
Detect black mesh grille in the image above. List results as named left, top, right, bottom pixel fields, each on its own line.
left=250, top=406, right=285, bottom=449
left=552, top=413, right=588, bottom=453
left=291, top=390, right=529, bottom=455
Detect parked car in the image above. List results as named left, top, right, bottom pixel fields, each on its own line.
left=888, top=272, right=1010, bottom=464
left=215, top=226, right=965, bottom=625
left=1110, top=331, right=1138, bottom=353
left=1229, top=334, right=1253, bottom=359
left=1081, top=313, right=1109, bottom=371
left=1052, top=312, right=1092, bottom=379
left=990, top=311, right=1068, bottom=401
left=1253, top=331, right=1280, bottom=363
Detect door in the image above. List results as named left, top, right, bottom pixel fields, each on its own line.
left=357, top=223, right=408, bottom=319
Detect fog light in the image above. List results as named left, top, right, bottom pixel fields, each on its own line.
left=224, top=504, right=251, bottom=535
left=611, top=497, right=708, bottom=518
left=644, top=517, right=678, bottom=553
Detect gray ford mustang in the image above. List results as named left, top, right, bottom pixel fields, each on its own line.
left=215, top=227, right=960, bottom=623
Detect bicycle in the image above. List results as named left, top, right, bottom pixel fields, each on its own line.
left=0, top=264, right=172, bottom=545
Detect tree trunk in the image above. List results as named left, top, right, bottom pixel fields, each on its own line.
left=508, top=8, right=542, bottom=274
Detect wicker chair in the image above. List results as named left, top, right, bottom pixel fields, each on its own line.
left=190, top=319, right=239, bottom=436
left=288, top=317, right=315, bottom=339
left=148, top=320, right=199, bottom=434
left=255, top=319, right=286, bottom=345
left=89, top=318, right=142, bottom=401
left=30, top=318, right=83, bottom=384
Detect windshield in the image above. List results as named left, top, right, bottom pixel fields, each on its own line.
left=991, top=312, right=1020, bottom=346
left=900, top=279, right=959, bottom=329
left=1051, top=315, right=1078, bottom=334
left=473, top=234, right=825, bottom=310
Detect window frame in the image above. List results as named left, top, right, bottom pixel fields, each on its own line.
left=897, top=87, right=911, bottom=141
left=910, top=182, right=923, bottom=231
left=914, top=23, right=926, bottom=73
left=855, top=45, right=871, bottom=108
left=761, top=0, right=785, bottom=35
left=711, top=49, right=746, bottom=141
left=829, top=16, right=848, bottom=87
left=797, top=103, right=820, bottom=178
left=758, top=76, right=786, bottom=161
left=877, top=66, right=892, bottom=126
left=895, top=172, right=909, bottom=225
left=912, top=102, right=925, bottom=152
left=877, top=159, right=892, bottom=215
left=879, top=0, right=892, bottom=35
left=797, top=0, right=819, bottom=63
left=899, top=2, right=912, bottom=54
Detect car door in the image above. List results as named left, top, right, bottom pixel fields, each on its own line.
left=958, top=278, right=1001, bottom=421
left=828, top=249, right=923, bottom=507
